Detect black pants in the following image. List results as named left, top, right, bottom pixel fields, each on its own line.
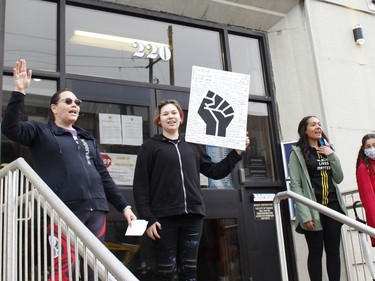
left=304, top=202, right=343, bottom=281
left=152, top=214, right=204, bottom=281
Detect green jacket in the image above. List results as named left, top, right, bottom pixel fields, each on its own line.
left=289, top=146, right=347, bottom=232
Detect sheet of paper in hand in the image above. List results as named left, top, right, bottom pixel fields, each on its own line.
left=125, top=220, right=148, bottom=236
left=185, top=66, right=250, bottom=151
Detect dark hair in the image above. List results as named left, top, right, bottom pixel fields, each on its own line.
left=48, top=89, right=72, bottom=120
left=356, top=134, right=375, bottom=174
left=296, top=115, right=330, bottom=162
left=153, top=99, right=184, bottom=127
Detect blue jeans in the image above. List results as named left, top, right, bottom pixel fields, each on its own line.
left=152, top=214, right=204, bottom=281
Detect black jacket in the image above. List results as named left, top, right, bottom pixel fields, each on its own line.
left=2, top=91, right=129, bottom=213
left=133, top=134, right=242, bottom=227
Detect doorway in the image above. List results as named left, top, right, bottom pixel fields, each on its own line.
left=66, top=80, right=246, bottom=280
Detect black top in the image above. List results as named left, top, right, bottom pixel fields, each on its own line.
left=133, top=134, right=242, bottom=227
left=306, top=146, right=338, bottom=206
left=2, top=91, right=129, bottom=214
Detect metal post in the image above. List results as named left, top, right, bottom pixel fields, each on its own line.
left=6, top=170, right=17, bottom=280
left=273, top=195, right=289, bottom=281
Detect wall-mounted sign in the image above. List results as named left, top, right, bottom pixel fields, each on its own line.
left=254, top=202, right=274, bottom=221
left=100, top=153, right=137, bottom=186
left=251, top=193, right=275, bottom=221
left=248, top=156, right=267, bottom=179
left=252, top=193, right=275, bottom=202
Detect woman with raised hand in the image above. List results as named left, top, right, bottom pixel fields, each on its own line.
left=2, top=59, right=137, bottom=280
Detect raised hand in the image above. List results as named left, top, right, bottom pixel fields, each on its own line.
left=198, top=90, right=234, bottom=137
left=13, top=59, right=32, bottom=94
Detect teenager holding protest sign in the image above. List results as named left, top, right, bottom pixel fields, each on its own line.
left=133, top=99, right=250, bottom=281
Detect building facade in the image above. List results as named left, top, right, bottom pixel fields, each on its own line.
left=1, top=0, right=374, bottom=280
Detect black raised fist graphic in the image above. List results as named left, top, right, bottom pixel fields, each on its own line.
left=198, top=90, right=234, bottom=137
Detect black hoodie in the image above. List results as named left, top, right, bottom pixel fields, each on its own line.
left=133, top=134, right=242, bottom=227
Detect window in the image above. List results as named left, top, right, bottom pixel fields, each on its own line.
left=228, top=35, right=266, bottom=97
left=4, top=0, right=57, bottom=71
left=66, top=6, right=223, bottom=87
left=1, top=75, right=57, bottom=166
left=242, top=102, right=275, bottom=181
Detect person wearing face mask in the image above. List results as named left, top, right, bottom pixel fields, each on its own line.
left=356, top=134, right=375, bottom=247
left=289, top=116, right=347, bottom=281
left=2, top=59, right=137, bottom=280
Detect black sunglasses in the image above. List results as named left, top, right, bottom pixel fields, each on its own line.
left=58, top=98, right=82, bottom=106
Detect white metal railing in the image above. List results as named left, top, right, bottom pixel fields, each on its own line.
left=0, top=157, right=139, bottom=281
left=274, top=190, right=375, bottom=281
left=342, top=190, right=375, bottom=281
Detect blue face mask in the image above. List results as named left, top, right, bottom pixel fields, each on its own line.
left=364, top=148, right=375, bottom=160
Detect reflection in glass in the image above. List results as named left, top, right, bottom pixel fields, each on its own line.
left=3, top=75, right=57, bottom=98
left=106, top=218, right=242, bottom=281
left=66, top=6, right=222, bottom=87
left=242, top=101, right=275, bottom=181
left=228, top=35, right=266, bottom=96
left=4, top=0, right=57, bottom=71
left=1, top=76, right=57, bottom=166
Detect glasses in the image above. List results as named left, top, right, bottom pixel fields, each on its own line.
left=58, top=98, right=82, bottom=106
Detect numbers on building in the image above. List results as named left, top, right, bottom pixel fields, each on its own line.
left=132, top=42, right=171, bottom=61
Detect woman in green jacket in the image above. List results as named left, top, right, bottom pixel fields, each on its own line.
left=289, top=116, right=347, bottom=281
